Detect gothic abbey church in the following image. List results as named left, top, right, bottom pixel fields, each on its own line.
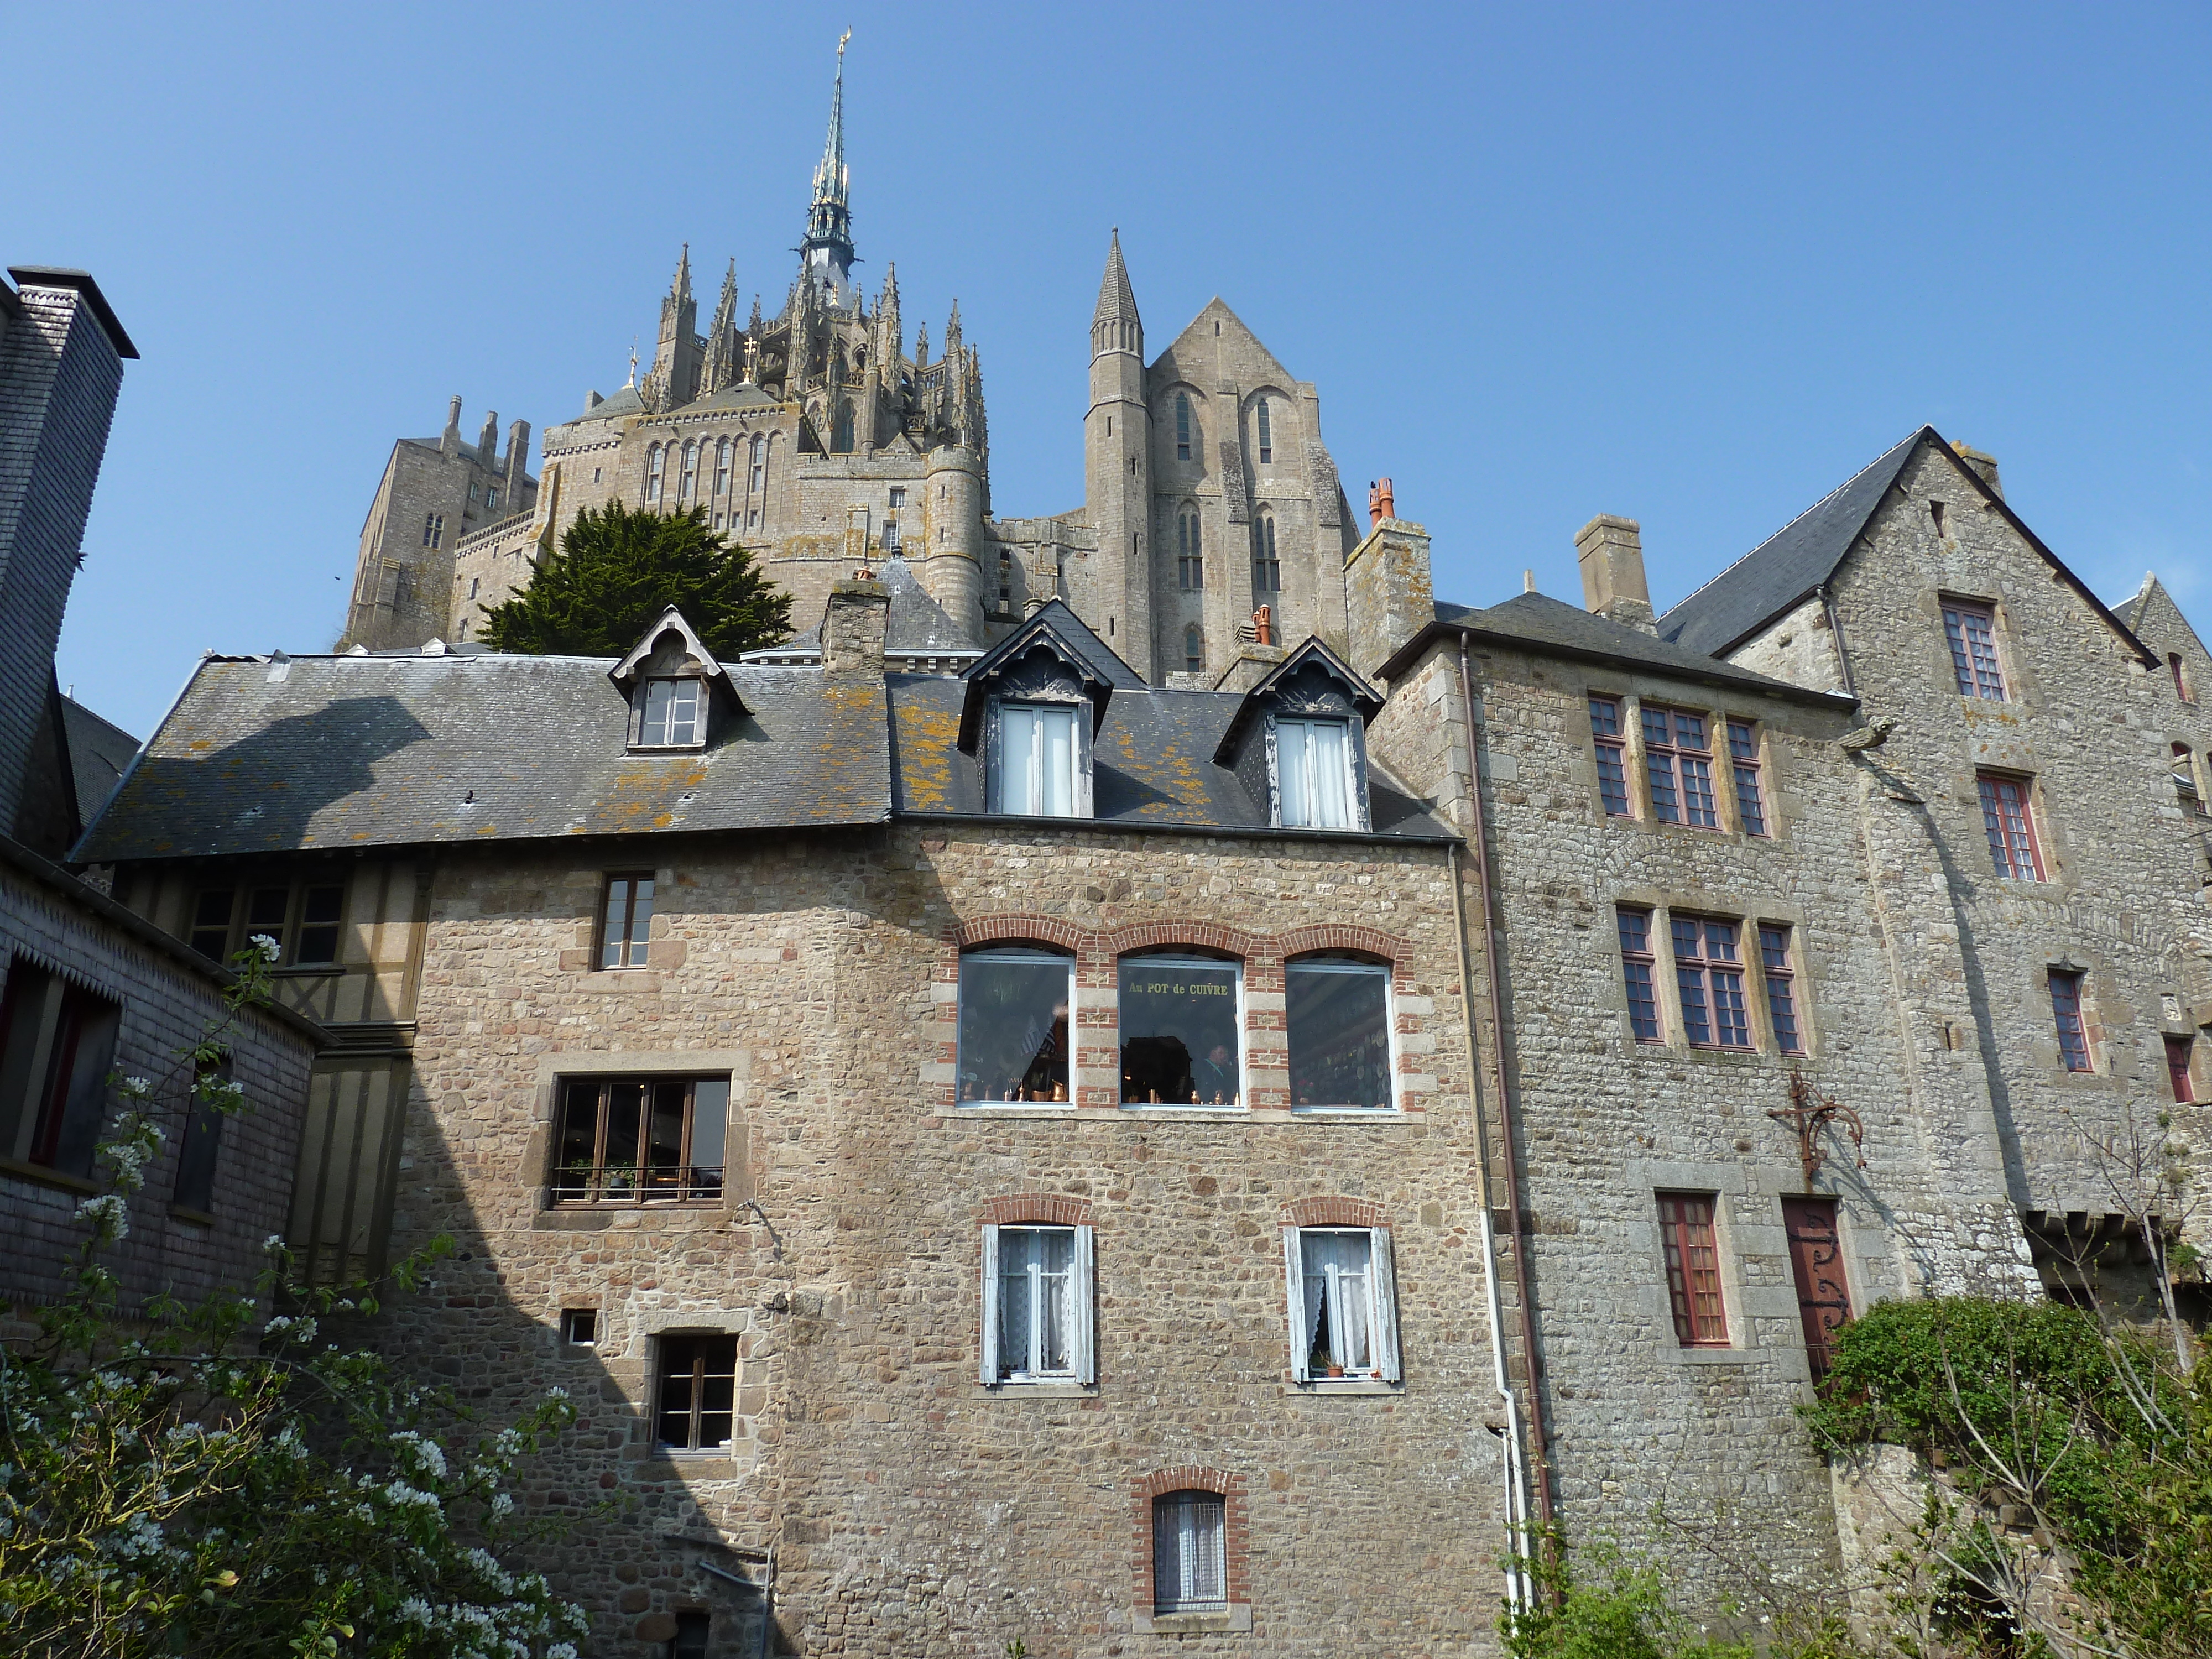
left=341, top=46, right=1354, bottom=687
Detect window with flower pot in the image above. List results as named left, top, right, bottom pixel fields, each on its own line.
left=550, top=1076, right=728, bottom=1203
left=1283, top=1225, right=1401, bottom=1383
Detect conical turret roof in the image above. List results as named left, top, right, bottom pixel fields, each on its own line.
left=1093, top=229, right=1140, bottom=328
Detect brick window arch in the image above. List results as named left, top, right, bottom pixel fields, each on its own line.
left=1132, top=1467, right=1249, bottom=1630
left=1279, top=1196, right=1391, bottom=1230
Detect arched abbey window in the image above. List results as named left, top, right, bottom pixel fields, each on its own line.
left=1175, top=393, right=1193, bottom=462
left=1185, top=624, right=1204, bottom=673
left=645, top=445, right=665, bottom=505
left=1177, top=509, right=1202, bottom=591
left=1251, top=513, right=1280, bottom=596
left=748, top=434, right=766, bottom=493
left=832, top=401, right=855, bottom=455
left=1255, top=396, right=1272, bottom=465
left=714, top=438, right=731, bottom=497
left=679, top=441, right=697, bottom=502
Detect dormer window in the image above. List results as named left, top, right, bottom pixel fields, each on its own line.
left=993, top=703, right=1079, bottom=816
left=1276, top=717, right=1354, bottom=828
left=639, top=677, right=702, bottom=747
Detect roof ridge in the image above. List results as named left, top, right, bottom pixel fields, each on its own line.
left=1658, top=426, right=1925, bottom=624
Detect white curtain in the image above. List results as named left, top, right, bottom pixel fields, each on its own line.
left=1003, top=705, right=1077, bottom=817
left=1155, top=1492, right=1227, bottom=1610
left=1279, top=719, right=1351, bottom=828
left=1301, top=1230, right=1375, bottom=1373
left=998, top=1227, right=1073, bottom=1378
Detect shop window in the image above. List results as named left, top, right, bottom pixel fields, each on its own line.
left=1589, top=696, right=1630, bottom=817
left=1657, top=1193, right=1728, bottom=1345
left=598, top=874, right=655, bottom=970
left=1153, top=1491, right=1226, bottom=1614
left=1285, top=958, right=1392, bottom=1108
left=980, top=1223, right=1095, bottom=1384
left=1120, top=955, right=1241, bottom=1105
left=955, top=948, right=1073, bottom=1104
left=0, top=961, right=121, bottom=1179
left=1642, top=706, right=1718, bottom=828
left=1285, top=1225, right=1400, bottom=1381
left=655, top=1333, right=738, bottom=1452
left=551, top=1076, right=728, bottom=1203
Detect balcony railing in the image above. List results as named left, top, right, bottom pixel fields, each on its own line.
left=551, top=1164, right=725, bottom=1205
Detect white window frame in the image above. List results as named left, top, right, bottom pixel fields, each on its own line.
left=1284, top=957, right=1398, bottom=1112
left=979, top=1222, right=1095, bottom=1385
left=954, top=947, right=1077, bottom=1107
left=987, top=698, right=1089, bottom=818
left=1282, top=1225, right=1400, bottom=1384
left=1118, top=953, right=1247, bottom=1109
left=1271, top=714, right=1359, bottom=830
left=635, top=677, right=704, bottom=749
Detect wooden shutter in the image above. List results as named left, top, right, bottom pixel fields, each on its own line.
left=1781, top=1197, right=1851, bottom=1381
left=984, top=701, right=1004, bottom=813
left=978, top=1224, right=1000, bottom=1385
left=1370, top=1228, right=1402, bottom=1383
left=1282, top=1229, right=1310, bottom=1382
left=1072, top=1224, right=1096, bottom=1384
left=1073, top=711, right=1095, bottom=818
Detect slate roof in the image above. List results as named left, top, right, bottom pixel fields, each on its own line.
left=76, top=653, right=891, bottom=863
left=889, top=675, right=1448, bottom=839
left=1392, top=591, right=1853, bottom=707
left=60, top=696, right=140, bottom=828
left=988, top=599, right=1148, bottom=691
left=548, top=384, right=646, bottom=434
left=1656, top=430, right=1922, bottom=658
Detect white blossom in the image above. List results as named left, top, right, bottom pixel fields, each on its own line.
left=389, top=1430, right=447, bottom=1479
left=488, top=1491, right=514, bottom=1518
left=75, top=1194, right=128, bottom=1240
left=383, top=1479, right=440, bottom=1511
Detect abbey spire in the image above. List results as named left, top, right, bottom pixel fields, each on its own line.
left=1091, top=228, right=1141, bottom=359
left=802, top=30, right=856, bottom=304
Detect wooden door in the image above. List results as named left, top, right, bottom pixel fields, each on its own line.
left=1781, top=1196, right=1851, bottom=1381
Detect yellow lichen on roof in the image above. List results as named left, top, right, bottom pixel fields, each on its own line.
left=894, top=704, right=959, bottom=811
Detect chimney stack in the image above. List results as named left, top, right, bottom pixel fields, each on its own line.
left=441, top=394, right=463, bottom=456
left=820, top=573, right=889, bottom=677
left=1952, top=443, right=2002, bottom=500
left=1574, top=514, right=1655, bottom=633
left=1367, top=477, right=1395, bottom=529
left=477, top=409, right=500, bottom=465
left=504, top=419, right=531, bottom=497
left=1345, top=503, right=1435, bottom=681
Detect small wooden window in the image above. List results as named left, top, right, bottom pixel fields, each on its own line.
left=1759, top=924, right=1803, bottom=1055
left=637, top=678, right=703, bottom=747
left=1670, top=915, right=1751, bottom=1049
left=295, top=885, right=345, bottom=964
left=1617, top=908, right=1662, bottom=1043
left=1726, top=719, right=1767, bottom=836
left=599, top=874, right=655, bottom=969
left=1782, top=1196, right=1851, bottom=1381
left=1942, top=602, right=2007, bottom=701
left=1275, top=717, right=1355, bottom=830
left=2049, top=971, right=2092, bottom=1072
left=1589, top=696, right=1630, bottom=817
left=2165, top=1033, right=2196, bottom=1103
left=1285, top=1225, right=1400, bottom=1381
left=1657, top=1193, right=1728, bottom=1345
left=1978, top=773, right=2045, bottom=880
left=1641, top=706, right=1718, bottom=828
left=655, top=1333, right=738, bottom=1451
left=1153, top=1491, right=1227, bottom=1613
left=189, top=888, right=237, bottom=959
left=561, top=1308, right=598, bottom=1346
left=551, top=1075, right=728, bottom=1203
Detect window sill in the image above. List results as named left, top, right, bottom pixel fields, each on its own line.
left=1135, top=1605, right=1251, bottom=1636
left=626, top=744, right=707, bottom=755
left=169, top=1206, right=216, bottom=1228
left=1290, top=1378, right=1400, bottom=1395
left=0, top=1156, right=98, bottom=1196
left=1669, top=1345, right=1756, bottom=1365
left=979, top=1380, right=1097, bottom=1397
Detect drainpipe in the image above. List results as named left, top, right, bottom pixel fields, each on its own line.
left=1455, top=635, right=1557, bottom=1557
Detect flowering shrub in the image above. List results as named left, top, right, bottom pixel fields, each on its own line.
left=0, top=945, right=587, bottom=1657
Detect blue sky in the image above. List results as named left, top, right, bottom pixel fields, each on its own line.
left=14, top=2, right=2212, bottom=736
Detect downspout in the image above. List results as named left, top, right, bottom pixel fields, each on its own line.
left=1818, top=581, right=1858, bottom=700
left=1455, top=635, right=1557, bottom=1552
left=1452, top=836, right=1533, bottom=1608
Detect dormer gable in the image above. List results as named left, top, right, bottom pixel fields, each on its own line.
left=608, top=606, right=746, bottom=752
left=956, top=603, right=1140, bottom=820
left=955, top=601, right=1135, bottom=755
left=1213, top=637, right=1383, bottom=831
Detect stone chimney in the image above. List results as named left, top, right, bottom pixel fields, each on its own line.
left=441, top=394, right=463, bottom=456
left=1367, top=477, right=1395, bottom=529
left=1952, top=443, right=2002, bottom=500
left=1574, top=514, right=1655, bottom=633
left=820, top=573, right=889, bottom=677
left=477, top=408, right=500, bottom=465
left=503, top=420, right=531, bottom=497
left=1346, top=494, right=1434, bottom=681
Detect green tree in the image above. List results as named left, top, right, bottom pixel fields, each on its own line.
left=481, top=501, right=792, bottom=659
left=0, top=943, right=588, bottom=1658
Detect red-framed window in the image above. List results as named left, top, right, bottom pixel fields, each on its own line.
left=2170, top=652, right=2194, bottom=704
left=1978, top=773, right=2046, bottom=881
left=1671, top=915, right=1751, bottom=1049
left=1642, top=706, right=1719, bottom=828
left=1759, top=924, right=1803, bottom=1055
left=1590, top=696, right=1631, bottom=817
left=2049, top=972, right=2092, bottom=1073
left=1942, top=601, right=2007, bottom=701
left=1727, top=719, right=1767, bottom=836
left=2166, top=1034, right=2197, bottom=1103
left=1617, top=908, right=1662, bottom=1043
left=1657, top=1193, right=1728, bottom=1345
